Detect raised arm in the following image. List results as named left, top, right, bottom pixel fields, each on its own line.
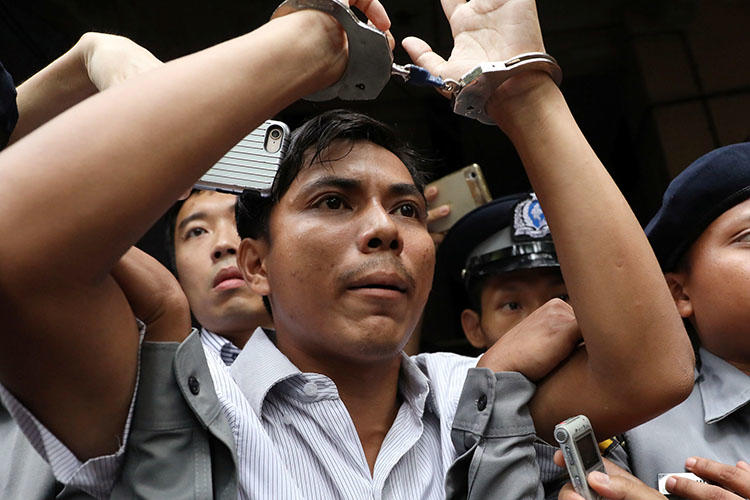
left=0, top=1, right=390, bottom=460
left=404, top=0, right=693, bottom=441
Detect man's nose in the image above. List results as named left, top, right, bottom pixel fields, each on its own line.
left=212, top=241, right=237, bottom=261
left=357, top=203, right=403, bottom=254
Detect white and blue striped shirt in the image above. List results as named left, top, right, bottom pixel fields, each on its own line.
left=2, top=327, right=477, bottom=499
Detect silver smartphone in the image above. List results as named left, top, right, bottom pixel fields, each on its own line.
left=195, top=119, right=290, bottom=195
left=554, top=415, right=606, bottom=500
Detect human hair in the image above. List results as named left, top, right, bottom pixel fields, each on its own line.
left=235, top=109, right=428, bottom=242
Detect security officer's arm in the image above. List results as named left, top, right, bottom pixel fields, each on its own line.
left=404, top=0, right=694, bottom=442
left=0, top=0, right=390, bottom=462
left=9, top=33, right=163, bottom=145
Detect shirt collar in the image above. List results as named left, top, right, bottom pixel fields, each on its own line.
left=698, top=347, right=750, bottom=424
left=230, top=328, right=301, bottom=416
left=200, top=328, right=241, bottom=366
left=398, top=352, right=438, bottom=419
left=229, top=329, right=436, bottom=419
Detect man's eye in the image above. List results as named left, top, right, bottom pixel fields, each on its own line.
left=395, top=202, right=419, bottom=218
left=185, top=227, right=207, bottom=239
left=318, top=195, right=345, bottom=210
left=500, top=302, right=521, bottom=311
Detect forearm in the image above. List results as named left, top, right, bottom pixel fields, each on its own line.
left=0, top=12, right=343, bottom=289
left=490, top=77, right=693, bottom=431
left=9, top=34, right=99, bottom=144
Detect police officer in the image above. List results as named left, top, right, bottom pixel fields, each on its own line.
left=425, top=192, right=564, bottom=353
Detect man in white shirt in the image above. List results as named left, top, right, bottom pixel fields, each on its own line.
left=166, top=190, right=271, bottom=360
left=0, top=0, right=694, bottom=498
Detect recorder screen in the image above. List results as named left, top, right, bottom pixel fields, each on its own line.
left=575, top=434, right=600, bottom=470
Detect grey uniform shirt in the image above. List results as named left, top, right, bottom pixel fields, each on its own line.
left=0, top=325, right=547, bottom=499
left=625, top=347, right=750, bottom=488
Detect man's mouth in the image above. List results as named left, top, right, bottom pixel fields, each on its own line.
left=212, top=266, right=245, bottom=290
left=347, top=271, right=410, bottom=295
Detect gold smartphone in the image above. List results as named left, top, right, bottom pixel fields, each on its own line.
left=426, top=163, right=492, bottom=233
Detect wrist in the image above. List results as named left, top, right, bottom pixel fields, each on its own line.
left=272, top=10, right=348, bottom=91
left=476, top=350, right=518, bottom=373
left=487, top=72, right=562, bottom=137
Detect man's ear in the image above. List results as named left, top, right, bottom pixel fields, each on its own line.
left=665, top=271, right=692, bottom=319
left=460, top=308, right=487, bottom=349
left=238, top=238, right=270, bottom=296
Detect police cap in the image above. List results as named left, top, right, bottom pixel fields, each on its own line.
left=646, top=142, right=750, bottom=271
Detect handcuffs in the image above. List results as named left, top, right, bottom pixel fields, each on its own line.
left=272, top=0, right=562, bottom=125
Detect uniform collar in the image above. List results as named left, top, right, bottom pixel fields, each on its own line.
left=698, top=347, right=750, bottom=424
left=229, top=328, right=436, bottom=419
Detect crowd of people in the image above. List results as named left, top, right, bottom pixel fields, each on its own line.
left=0, top=0, right=748, bottom=499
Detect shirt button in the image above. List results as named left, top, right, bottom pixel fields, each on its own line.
left=477, top=394, right=487, bottom=411
left=302, top=382, right=318, bottom=398
left=188, top=376, right=200, bottom=395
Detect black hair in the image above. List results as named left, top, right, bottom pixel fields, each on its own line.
left=236, top=109, right=428, bottom=242
left=164, top=189, right=200, bottom=277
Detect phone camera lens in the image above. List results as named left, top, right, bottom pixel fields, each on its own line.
left=554, top=428, right=569, bottom=444
left=270, top=128, right=281, bottom=140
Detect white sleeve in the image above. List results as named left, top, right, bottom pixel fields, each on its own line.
left=0, top=320, right=145, bottom=499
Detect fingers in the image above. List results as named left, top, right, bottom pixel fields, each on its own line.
left=557, top=457, right=667, bottom=500
left=349, top=0, right=390, bottom=31
left=667, top=476, right=743, bottom=500
left=402, top=36, right=447, bottom=74
left=385, top=30, right=396, bottom=51
left=425, top=185, right=449, bottom=246
left=111, top=247, right=190, bottom=342
left=602, top=457, right=630, bottom=478
left=553, top=449, right=566, bottom=468
left=585, top=470, right=666, bottom=500
left=675, top=456, right=750, bottom=498
left=426, top=204, right=450, bottom=225
left=737, top=461, right=750, bottom=473
left=558, top=482, right=585, bottom=500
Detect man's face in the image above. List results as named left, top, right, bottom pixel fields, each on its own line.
left=242, top=141, right=434, bottom=367
left=676, top=198, right=750, bottom=364
left=174, top=191, right=270, bottom=339
left=461, top=267, right=568, bottom=349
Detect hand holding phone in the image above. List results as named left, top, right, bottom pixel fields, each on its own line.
left=555, top=415, right=606, bottom=500
left=425, top=163, right=491, bottom=233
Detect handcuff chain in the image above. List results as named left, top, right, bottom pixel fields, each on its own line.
left=442, top=79, right=462, bottom=96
